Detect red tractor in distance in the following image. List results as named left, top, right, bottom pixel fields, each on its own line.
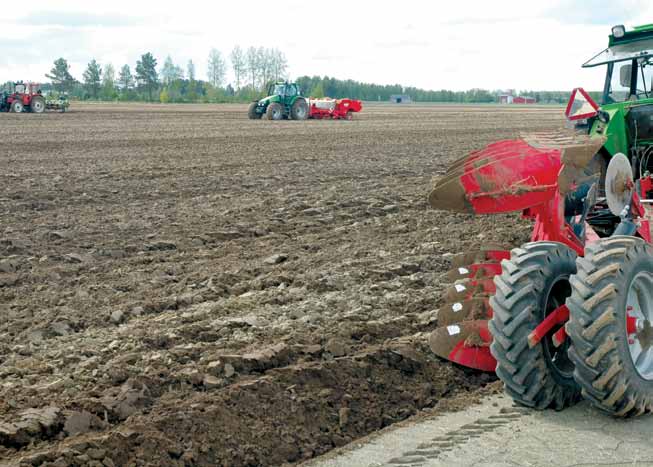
left=1, top=82, right=46, bottom=113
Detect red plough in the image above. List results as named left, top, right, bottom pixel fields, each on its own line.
left=428, top=131, right=608, bottom=374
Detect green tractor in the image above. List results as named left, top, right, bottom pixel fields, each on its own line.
left=248, top=82, right=309, bottom=121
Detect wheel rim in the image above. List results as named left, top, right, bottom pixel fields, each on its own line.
left=543, top=276, right=574, bottom=379
left=626, top=271, right=653, bottom=380
left=34, top=101, right=43, bottom=112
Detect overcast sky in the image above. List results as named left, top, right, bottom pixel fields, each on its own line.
left=1, top=0, right=652, bottom=91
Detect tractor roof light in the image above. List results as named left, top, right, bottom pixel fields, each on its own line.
left=612, top=25, right=626, bottom=39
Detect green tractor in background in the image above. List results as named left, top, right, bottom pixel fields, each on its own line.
left=248, top=82, right=309, bottom=120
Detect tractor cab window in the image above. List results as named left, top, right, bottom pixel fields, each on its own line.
left=606, top=62, right=634, bottom=103
left=285, top=86, right=296, bottom=97
left=272, top=84, right=287, bottom=96
left=588, top=39, right=653, bottom=103
left=607, top=59, right=653, bottom=102
left=15, top=84, right=25, bottom=94
left=637, top=58, right=653, bottom=99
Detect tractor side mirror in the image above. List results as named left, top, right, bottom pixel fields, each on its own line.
left=565, top=88, right=599, bottom=121
left=620, top=64, right=633, bottom=88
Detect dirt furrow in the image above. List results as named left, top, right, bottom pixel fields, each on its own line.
left=0, top=102, right=563, bottom=465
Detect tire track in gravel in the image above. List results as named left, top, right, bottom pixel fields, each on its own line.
left=384, top=406, right=531, bottom=466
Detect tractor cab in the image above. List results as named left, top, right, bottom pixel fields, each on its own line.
left=269, top=82, right=300, bottom=98
left=14, top=82, right=26, bottom=94
left=11, top=82, right=42, bottom=96
left=584, top=24, right=653, bottom=104
left=567, top=24, right=653, bottom=179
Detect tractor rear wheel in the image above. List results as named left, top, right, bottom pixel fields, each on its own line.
left=266, top=102, right=283, bottom=120
left=290, top=98, right=308, bottom=120
left=248, top=102, right=261, bottom=119
left=10, top=100, right=24, bottom=113
left=567, top=236, right=653, bottom=417
left=30, top=96, right=45, bottom=114
left=489, top=242, right=580, bottom=410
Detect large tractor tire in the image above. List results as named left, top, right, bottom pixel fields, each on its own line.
left=290, top=98, right=308, bottom=120
left=10, top=100, right=24, bottom=113
left=567, top=236, right=653, bottom=417
left=266, top=102, right=283, bottom=121
left=248, top=102, right=261, bottom=119
left=490, top=242, right=580, bottom=410
left=30, top=96, right=45, bottom=114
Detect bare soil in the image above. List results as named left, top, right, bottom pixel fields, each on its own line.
left=0, top=102, right=561, bottom=466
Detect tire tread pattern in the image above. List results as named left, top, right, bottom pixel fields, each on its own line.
left=567, top=236, right=653, bottom=417
left=490, top=241, right=580, bottom=410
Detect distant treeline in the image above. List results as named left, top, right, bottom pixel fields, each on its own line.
left=296, top=76, right=601, bottom=104
left=19, top=52, right=598, bottom=104
left=297, top=76, right=496, bottom=103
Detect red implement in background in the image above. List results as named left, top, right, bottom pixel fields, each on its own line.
left=308, top=98, right=362, bottom=120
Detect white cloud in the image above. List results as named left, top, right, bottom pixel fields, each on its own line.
left=1, top=0, right=652, bottom=91
left=545, top=0, right=650, bottom=25
left=21, top=11, right=141, bottom=27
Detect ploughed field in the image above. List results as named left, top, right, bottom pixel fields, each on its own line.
left=0, top=103, right=560, bottom=466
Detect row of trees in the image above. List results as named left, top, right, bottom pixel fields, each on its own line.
left=297, top=76, right=514, bottom=103
left=43, top=54, right=591, bottom=104
left=45, top=46, right=289, bottom=103
left=297, top=76, right=596, bottom=104
left=47, top=55, right=161, bottom=101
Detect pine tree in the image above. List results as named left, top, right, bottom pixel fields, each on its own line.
left=46, top=58, right=75, bottom=92
left=136, top=53, right=159, bottom=101
left=118, top=65, right=134, bottom=90
left=83, top=59, right=102, bottom=99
